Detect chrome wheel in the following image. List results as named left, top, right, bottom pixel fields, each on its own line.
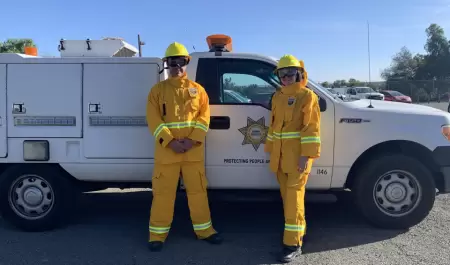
left=373, top=170, right=421, bottom=217
left=8, top=174, right=55, bottom=220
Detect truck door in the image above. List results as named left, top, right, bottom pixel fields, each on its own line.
left=82, top=60, right=162, bottom=159
left=0, top=64, right=6, bottom=157
left=195, top=57, right=334, bottom=190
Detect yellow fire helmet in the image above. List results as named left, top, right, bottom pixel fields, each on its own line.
left=163, top=42, right=191, bottom=61
left=275, top=54, right=303, bottom=72
left=275, top=55, right=308, bottom=86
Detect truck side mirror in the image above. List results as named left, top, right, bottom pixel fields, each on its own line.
left=319, top=97, right=327, bottom=112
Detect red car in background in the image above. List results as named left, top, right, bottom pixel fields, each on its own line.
left=380, top=90, right=412, bottom=103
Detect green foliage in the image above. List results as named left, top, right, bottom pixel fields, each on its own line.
left=382, top=23, right=450, bottom=81
left=0, top=39, right=36, bottom=53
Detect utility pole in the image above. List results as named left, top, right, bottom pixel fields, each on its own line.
left=367, top=21, right=372, bottom=83
left=137, top=34, right=145, bottom=57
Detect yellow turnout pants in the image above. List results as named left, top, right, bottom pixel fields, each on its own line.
left=276, top=159, right=313, bottom=247
left=149, top=161, right=216, bottom=242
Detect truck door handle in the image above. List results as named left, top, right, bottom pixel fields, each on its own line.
left=210, top=116, right=230, bottom=130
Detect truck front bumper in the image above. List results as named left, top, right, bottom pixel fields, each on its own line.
left=432, top=146, right=450, bottom=193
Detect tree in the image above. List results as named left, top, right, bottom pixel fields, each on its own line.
left=347, top=78, right=362, bottom=87
left=381, top=46, right=421, bottom=80
left=0, top=39, right=36, bottom=53
left=420, top=24, right=450, bottom=80
left=320, top=81, right=330, bottom=88
left=381, top=24, right=450, bottom=82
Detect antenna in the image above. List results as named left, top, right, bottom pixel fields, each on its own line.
left=137, top=34, right=145, bottom=57
left=367, top=21, right=374, bottom=108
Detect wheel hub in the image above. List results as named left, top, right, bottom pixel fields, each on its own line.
left=373, top=170, right=421, bottom=217
left=385, top=182, right=406, bottom=203
left=23, top=187, right=44, bottom=206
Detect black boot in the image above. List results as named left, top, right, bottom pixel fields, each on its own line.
left=148, top=241, right=164, bottom=252
left=277, top=245, right=302, bottom=263
left=202, top=233, right=223, bottom=245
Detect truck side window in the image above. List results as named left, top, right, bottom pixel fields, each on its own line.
left=218, top=58, right=279, bottom=109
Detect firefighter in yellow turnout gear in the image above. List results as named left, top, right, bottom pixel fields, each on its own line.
left=264, top=55, right=321, bottom=263
left=146, top=42, right=223, bottom=252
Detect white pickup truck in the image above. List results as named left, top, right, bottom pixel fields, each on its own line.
left=0, top=36, right=449, bottom=232
left=334, top=86, right=385, bottom=101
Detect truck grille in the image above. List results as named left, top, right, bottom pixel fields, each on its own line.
left=367, top=95, right=383, bottom=100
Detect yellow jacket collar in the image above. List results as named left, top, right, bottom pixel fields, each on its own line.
left=167, top=72, right=189, bottom=87
left=281, top=82, right=304, bottom=95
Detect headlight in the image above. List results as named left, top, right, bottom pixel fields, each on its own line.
left=442, top=125, right=450, bottom=141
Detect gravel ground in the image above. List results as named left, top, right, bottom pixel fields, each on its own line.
left=0, top=189, right=449, bottom=265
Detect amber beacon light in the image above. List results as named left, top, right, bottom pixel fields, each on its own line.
left=206, top=34, right=233, bottom=52
left=24, top=46, right=38, bottom=56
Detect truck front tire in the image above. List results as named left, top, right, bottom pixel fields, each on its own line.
left=0, top=164, right=75, bottom=232
left=353, top=154, right=436, bottom=229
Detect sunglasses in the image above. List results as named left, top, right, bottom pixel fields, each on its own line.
left=167, top=57, right=189, bottom=67
left=278, top=67, right=299, bottom=78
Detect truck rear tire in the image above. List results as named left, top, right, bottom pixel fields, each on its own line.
left=0, top=164, right=75, bottom=232
left=353, top=154, right=436, bottom=229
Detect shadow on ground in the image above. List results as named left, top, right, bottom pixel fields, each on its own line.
left=0, top=190, right=407, bottom=265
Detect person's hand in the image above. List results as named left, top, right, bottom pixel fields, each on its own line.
left=168, top=139, right=186, bottom=153
left=179, top=138, right=196, bottom=151
left=298, top=156, right=309, bottom=172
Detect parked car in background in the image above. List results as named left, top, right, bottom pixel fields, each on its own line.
left=333, top=86, right=385, bottom=101
left=224, top=89, right=252, bottom=103
left=380, top=90, right=412, bottom=103
left=328, top=88, right=347, bottom=100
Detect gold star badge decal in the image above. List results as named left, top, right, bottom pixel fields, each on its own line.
left=238, top=117, right=269, bottom=151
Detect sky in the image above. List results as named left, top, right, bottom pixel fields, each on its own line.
left=1, top=0, right=449, bottom=82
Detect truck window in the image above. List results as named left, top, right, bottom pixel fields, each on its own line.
left=223, top=74, right=265, bottom=104
left=218, top=58, right=279, bottom=109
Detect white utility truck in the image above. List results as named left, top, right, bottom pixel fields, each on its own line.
left=334, top=86, right=385, bottom=101
left=0, top=35, right=450, bottom=232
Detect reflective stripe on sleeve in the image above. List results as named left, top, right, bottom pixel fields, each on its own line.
left=149, top=225, right=170, bottom=234
left=154, top=121, right=208, bottom=138
left=266, top=133, right=273, bottom=141
left=193, top=221, right=212, bottom=231
left=301, top=136, right=321, bottom=144
left=284, top=223, right=305, bottom=232
left=193, top=122, right=209, bottom=132
left=273, top=131, right=301, bottom=139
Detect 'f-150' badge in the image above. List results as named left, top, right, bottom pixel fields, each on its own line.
left=238, top=117, right=269, bottom=151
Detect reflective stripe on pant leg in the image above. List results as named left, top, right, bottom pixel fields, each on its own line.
left=282, top=162, right=311, bottom=247
left=181, top=161, right=217, bottom=239
left=149, top=163, right=181, bottom=242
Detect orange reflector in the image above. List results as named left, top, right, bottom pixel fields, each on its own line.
left=24, top=46, right=38, bottom=56
left=206, top=34, right=233, bottom=52
left=442, top=125, right=450, bottom=141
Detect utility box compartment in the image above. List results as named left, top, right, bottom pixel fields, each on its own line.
left=82, top=61, right=161, bottom=159
left=7, top=64, right=83, bottom=138
left=0, top=64, right=7, bottom=157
